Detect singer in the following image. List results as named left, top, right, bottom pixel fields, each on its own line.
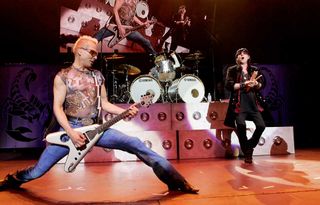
left=224, top=48, right=269, bottom=164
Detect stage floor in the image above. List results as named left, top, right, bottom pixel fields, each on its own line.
left=1, top=149, right=320, bottom=204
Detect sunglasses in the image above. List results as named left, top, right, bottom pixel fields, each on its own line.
left=80, top=47, right=98, bottom=57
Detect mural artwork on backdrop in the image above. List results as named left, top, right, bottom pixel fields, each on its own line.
left=257, top=65, right=290, bottom=126
left=60, top=0, right=166, bottom=53
left=59, top=0, right=196, bottom=54
left=0, top=65, right=57, bottom=148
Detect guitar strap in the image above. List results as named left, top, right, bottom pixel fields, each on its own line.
left=92, top=70, right=103, bottom=124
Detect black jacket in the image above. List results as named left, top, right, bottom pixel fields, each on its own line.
left=224, top=64, right=273, bottom=128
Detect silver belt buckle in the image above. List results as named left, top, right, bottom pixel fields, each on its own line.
left=81, top=118, right=94, bottom=126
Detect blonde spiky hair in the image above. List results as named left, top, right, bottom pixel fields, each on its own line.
left=72, top=35, right=98, bottom=53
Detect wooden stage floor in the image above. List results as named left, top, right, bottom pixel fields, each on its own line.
left=1, top=149, right=320, bottom=205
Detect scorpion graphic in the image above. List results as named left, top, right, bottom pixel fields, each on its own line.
left=259, top=66, right=285, bottom=124
left=0, top=66, right=51, bottom=142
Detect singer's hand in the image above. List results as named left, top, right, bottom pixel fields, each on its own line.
left=245, top=80, right=257, bottom=88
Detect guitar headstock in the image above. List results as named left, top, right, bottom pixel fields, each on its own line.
left=139, top=93, right=154, bottom=108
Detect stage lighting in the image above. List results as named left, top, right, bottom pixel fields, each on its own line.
left=193, top=111, right=201, bottom=120
left=103, top=148, right=112, bottom=152
left=162, top=140, right=172, bottom=150
left=140, top=112, right=150, bottom=121
left=184, top=139, right=194, bottom=150
left=176, top=112, right=184, bottom=121
left=203, top=139, right=213, bottom=149
left=144, top=140, right=152, bottom=149
left=258, top=137, right=266, bottom=146
left=158, top=112, right=167, bottom=121
left=209, top=111, right=218, bottom=120
left=273, top=136, right=283, bottom=145
left=104, top=113, right=113, bottom=121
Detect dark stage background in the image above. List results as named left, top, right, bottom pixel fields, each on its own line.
left=0, top=0, right=319, bottom=148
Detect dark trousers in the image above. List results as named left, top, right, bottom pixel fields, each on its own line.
left=235, top=112, right=266, bottom=153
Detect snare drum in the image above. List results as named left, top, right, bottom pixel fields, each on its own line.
left=130, top=75, right=163, bottom=103
left=168, top=74, right=205, bottom=103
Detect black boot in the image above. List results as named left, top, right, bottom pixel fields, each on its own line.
left=168, top=180, right=199, bottom=194
left=244, top=148, right=254, bottom=164
left=222, top=139, right=234, bottom=159
left=0, top=174, right=23, bottom=191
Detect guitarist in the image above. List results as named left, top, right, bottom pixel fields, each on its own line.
left=93, top=0, right=157, bottom=56
left=0, top=35, right=198, bottom=194
left=157, top=5, right=191, bottom=52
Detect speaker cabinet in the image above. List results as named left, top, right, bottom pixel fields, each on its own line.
left=171, top=103, right=211, bottom=130
left=103, top=103, right=171, bottom=131
left=229, top=123, right=295, bottom=156
left=84, top=130, right=177, bottom=162
left=178, top=129, right=226, bottom=159
left=171, top=102, right=230, bottom=130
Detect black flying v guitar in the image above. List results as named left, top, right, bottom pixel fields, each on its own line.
left=45, top=94, right=154, bottom=173
left=107, top=17, right=157, bottom=48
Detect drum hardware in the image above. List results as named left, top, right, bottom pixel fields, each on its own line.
left=104, top=53, right=125, bottom=60
left=184, top=51, right=205, bottom=60
left=108, top=69, right=120, bottom=103
left=116, top=64, right=141, bottom=76
left=184, top=51, right=205, bottom=76
left=116, top=64, right=141, bottom=103
left=104, top=53, right=125, bottom=103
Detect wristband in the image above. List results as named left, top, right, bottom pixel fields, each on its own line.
left=240, top=82, right=245, bottom=89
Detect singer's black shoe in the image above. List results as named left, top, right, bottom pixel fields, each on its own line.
left=0, top=174, right=22, bottom=191
left=244, top=148, right=254, bottom=164
left=168, top=180, right=199, bottom=194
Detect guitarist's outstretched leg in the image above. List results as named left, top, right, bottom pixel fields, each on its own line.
left=0, top=144, right=69, bottom=191
left=127, top=31, right=157, bottom=56
left=96, top=128, right=199, bottom=194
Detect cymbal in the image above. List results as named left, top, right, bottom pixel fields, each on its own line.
left=176, top=65, right=193, bottom=72
left=117, top=64, right=141, bottom=75
left=104, top=53, right=125, bottom=60
left=185, top=51, right=205, bottom=60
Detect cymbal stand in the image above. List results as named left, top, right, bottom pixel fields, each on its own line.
left=161, top=81, right=171, bottom=103
left=109, top=70, right=119, bottom=103
left=193, top=59, right=200, bottom=76
left=120, top=68, right=131, bottom=103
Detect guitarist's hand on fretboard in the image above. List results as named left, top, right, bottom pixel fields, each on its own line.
left=143, top=19, right=154, bottom=29
left=124, top=104, right=139, bottom=121
left=118, top=24, right=126, bottom=38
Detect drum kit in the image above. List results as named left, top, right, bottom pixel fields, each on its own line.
left=104, top=51, right=206, bottom=104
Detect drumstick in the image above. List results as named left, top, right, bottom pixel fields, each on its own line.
left=255, top=75, right=262, bottom=81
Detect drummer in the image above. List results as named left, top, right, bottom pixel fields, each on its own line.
left=148, top=51, right=181, bottom=82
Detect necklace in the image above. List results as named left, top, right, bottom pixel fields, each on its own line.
left=72, top=65, right=91, bottom=75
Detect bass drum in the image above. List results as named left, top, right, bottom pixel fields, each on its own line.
left=168, top=74, right=205, bottom=103
left=136, top=1, right=149, bottom=19
left=130, top=75, right=162, bottom=103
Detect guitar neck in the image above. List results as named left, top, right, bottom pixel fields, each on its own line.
left=128, top=21, right=155, bottom=33
left=88, top=103, right=142, bottom=140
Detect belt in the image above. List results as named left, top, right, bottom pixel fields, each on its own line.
left=67, top=115, right=96, bottom=126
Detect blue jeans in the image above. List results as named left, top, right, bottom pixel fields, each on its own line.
left=15, top=120, right=186, bottom=187
left=93, top=27, right=157, bottom=55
